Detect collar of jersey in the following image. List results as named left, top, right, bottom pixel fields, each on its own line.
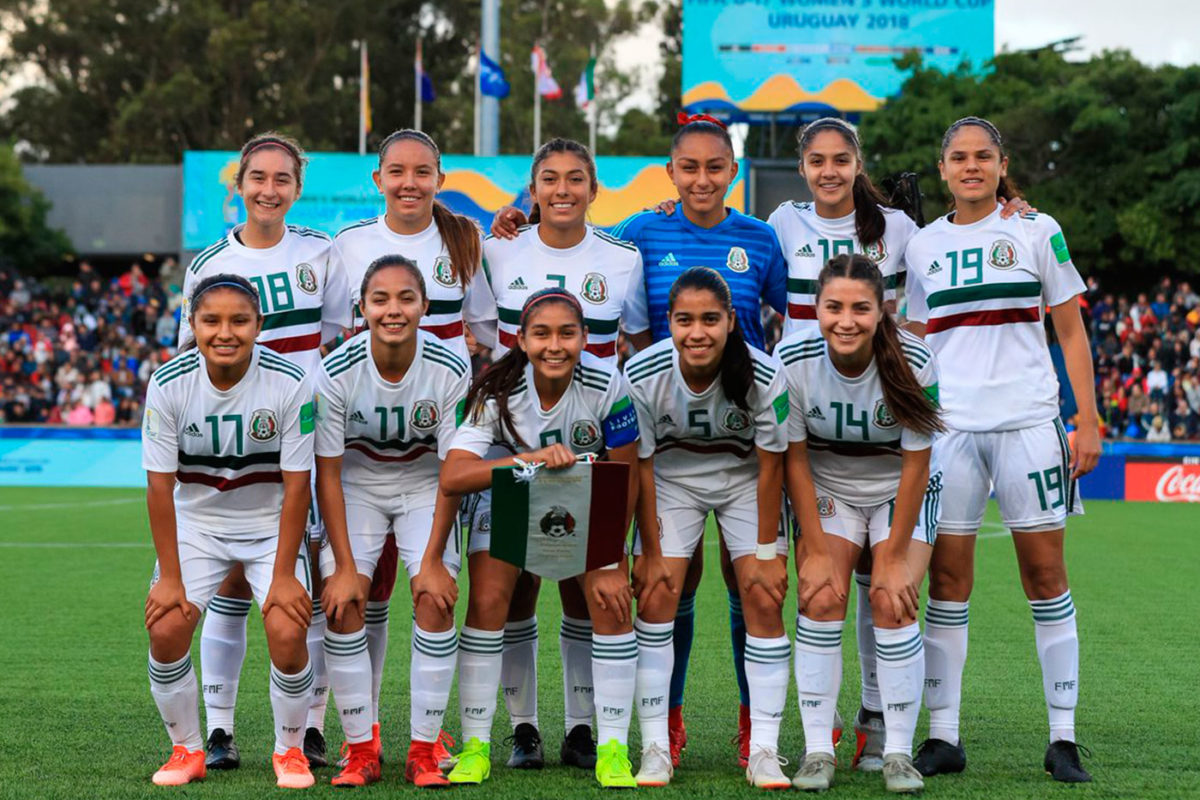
left=673, top=206, right=735, bottom=236
left=226, top=224, right=290, bottom=259
left=671, top=347, right=720, bottom=399
left=527, top=223, right=592, bottom=259
left=199, top=344, right=259, bottom=398
left=376, top=214, right=437, bottom=243
left=943, top=203, right=1004, bottom=231
left=823, top=342, right=878, bottom=386
left=807, top=207, right=856, bottom=234
left=367, top=332, right=421, bottom=389
left=524, top=359, right=574, bottom=417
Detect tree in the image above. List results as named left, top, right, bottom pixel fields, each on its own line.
left=0, top=145, right=73, bottom=274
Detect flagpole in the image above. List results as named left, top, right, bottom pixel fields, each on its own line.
left=588, top=43, right=597, bottom=155
left=358, top=40, right=367, bottom=156
left=481, top=0, right=500, bottom=157
left=533, top=43, right=541, bottom=154
left=474, top=38, right=482, bottom=157
left=414, top=37, right=423, bottom=131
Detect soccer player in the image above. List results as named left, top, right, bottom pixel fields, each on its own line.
left=180, top=133, right=351, bottom=770
left=429, top=288, right=641, bottom=788
left=330, top=128, right=496, bottom=763
left=143, top=274, right=317, bottom=789
left=625, top=267, right=793, bottom=789
left=904, top=116, right=1100, bottom=783
left=313, top=256, right=470, bottom=787
left=779, top=254, right=943, bottom=794
left=467, top=138, right=650, bottom=771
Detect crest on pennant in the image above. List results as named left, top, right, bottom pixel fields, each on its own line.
left=539, top=505, right=577, bottom=538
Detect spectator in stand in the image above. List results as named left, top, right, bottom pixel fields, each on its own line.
left=65, top=398, right=94, bottom=426
left=1146, top=360, right=1169, bottom=403
left=1145, top=414, right=1171, bottom=442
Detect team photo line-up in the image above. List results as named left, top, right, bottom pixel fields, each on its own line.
left=141, top=113, right=1100, bottom=793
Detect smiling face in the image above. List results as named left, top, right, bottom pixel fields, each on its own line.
left=531, top=151, right=595, bottom=230
left=801, top=129, right=859, bottom=217
left=191, top=288, right=262, bottom=370
left=667, top=132, right=737, bottom=218
left=374, top=137, right=443, bottom=230
left=237, top=147, right=300, bottom=228
left=817, top=276, right=881, bottom=365
left=670, top=287, right=733, bottom=377
left=361, top=264, right=428, bottom=348
left=939, top=124, right=1007, bottom=207
left=518, top=300, right=586, bottom=383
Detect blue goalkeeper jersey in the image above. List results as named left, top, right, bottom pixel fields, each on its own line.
left=610, top=208, right=787, bottom=350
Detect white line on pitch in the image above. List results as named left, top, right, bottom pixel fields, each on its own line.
left=0, top=497, right=141, bottom=512
left=0, top=541, right=150, bottom=548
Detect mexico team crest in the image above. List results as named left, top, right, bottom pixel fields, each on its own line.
left=722, top=406, right=751, bottom=432
left=248, top=408, right=279, bottom=442
left=863, top=239, right=887, bottom=264
left=410, top=399, right=439, bottom=430
left=570, top=419, right=601, bottom=450
left=539, top=506, right=577, bottom=538
left=726, top=246, right=750, bottom=273
left=580, top=272, right=608, bottom=304
left=817, top=496, right=836, bottom=518
left=988, top=239, right=1018, bottom=270
left=295, top=263, right=318, bottom=294
left=432, top=256, right=457, bottom=287
left=873, top=398, right=897, bottom=429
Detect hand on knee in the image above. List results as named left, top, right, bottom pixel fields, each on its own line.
left=803, top=585, right=847, bottom=621
left=415, top=593, right=455, bottom=633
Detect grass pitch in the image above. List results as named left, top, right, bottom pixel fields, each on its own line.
left=0, top=488, right=1196, bottom=799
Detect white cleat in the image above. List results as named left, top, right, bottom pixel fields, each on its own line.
left=746, top=746, right=792, bottom=790
left=792, top=752, right=836, bottom=791
left=882, top=753, right=924, bottom=794
left=636, top=742, right=674, bottom=787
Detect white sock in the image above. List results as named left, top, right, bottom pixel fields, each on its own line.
left=323, top=629, right=372, bottom=744
left=305, top=607, right=329, bottom=733
left=411, top=624, right=458, bottom=743
left=592, top=631, right=637, bottom=745
left=745, top=634, right=790, bottom=752
left=923, top=599, right=969, bottom=744
left=269, top=661, right=314, bottom=754
left=1030, top=591, right=1079, bottom=743
left=501, top=616, right=539, bottom=729
left=364, top=600, right=389, bottom=724
left=855, top=572, right=882, bottom=712
left=199, top=595, right=249, bottom=737
left=874, top=623, right=924, bottom=756
left=149, top=653, right=203, bottom=750
left=457, top=626, right=504, bottom=743
left=795, top=615, right=843, bottom=756
left=561, top=615, right=594, bottom=733
left=634, top=618, right=674, bottom=749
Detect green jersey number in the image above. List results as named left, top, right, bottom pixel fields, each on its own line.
left=249, top=272, right=296, bottom=314
left=374, top=405, right=405, bottom=441
left=1027, top=466, right=1066, bottom=511
left=945, top=248, right=984, bottom=288
left=546, top=274, right=567, bottom=290
left=205, top=414, right=244, bottom=455
left=540, top=429, right=564, bottom=447
left=818, top=239, right=855, bottom=263
left=830, top=401, right=870, bottom=441
left=688, top=409, right=712, bottom=438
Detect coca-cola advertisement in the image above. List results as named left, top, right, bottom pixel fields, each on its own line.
left=1125, top=458, right=1200, bottom=503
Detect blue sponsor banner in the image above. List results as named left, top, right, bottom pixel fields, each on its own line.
left=0, top=428, right=144, bottom=487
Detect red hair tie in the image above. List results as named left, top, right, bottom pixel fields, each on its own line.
left=676, top=112, right=727, bottom=130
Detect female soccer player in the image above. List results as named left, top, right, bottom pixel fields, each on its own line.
left=469, top=138, right=650, bottom=771
left=313, top=256, right=470, bottom=788
left=428, top=288, right=640, bottom=788
left=904, top=116, right=1100, bottom=783
left=625, top=267, right=794, bottom=789
left=143, top=274, right=317, bottom=789
left=181, top=133, right=351, bottom=771
left=779, top=254, right=942, bottom=794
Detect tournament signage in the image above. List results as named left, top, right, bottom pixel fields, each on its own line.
left=1125, top=457, right=1200, bottom=503
left=682, top=0, right=995, bottom=115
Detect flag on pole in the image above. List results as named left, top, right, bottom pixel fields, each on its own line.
left=359, top=41, right=371, bottom=155
left=415, top=38, right=435, bottom=103
left=489, top=460, right=629, bottom=580
left=574, top=56, right=596, bottom=109
left=479, top=50, right=510, bottom=99
left=531, top=44, right=562, bottom=100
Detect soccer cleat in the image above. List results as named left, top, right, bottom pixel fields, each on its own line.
left=595, top=739, right=637, bottom=789
left=152, top=746, right=206, bottom=786
left=433, top=729, right=456, bottom=771
left=371, top=722, right=384, bottom=765
left=791, top=752, right=836, bottom=791
left=273, top=747, right=316, bottom=789
left=853, top=707, right=885, bottom=772
left=913, top=737, right=967, bottom=777
left=205, top=728, right=240, bottom=770
left=303, top=727, right=328, bottom=769
left=735, top=703, right=751, bottom=768
left=561, top=724, right=598, bottom=769
left=636, top=742, right=674, bottom=787
left=1044, top=741, right=1093, bottom=783
left=330, top=740, right=381, bottom=787
left=832, top=708, right=844, bottom=748
left=447, top=737, right=491, bottom=785
left=505, top=722, right=545, bottom=769
left=668, top=705, right=687, bottom=767
left=882, top=753, right=924, bottom=794
left=406, top=740, right=450, bottom=788
left=745, top=746, right=791, bottom=790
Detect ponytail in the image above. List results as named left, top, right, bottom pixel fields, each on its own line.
left=881, top=172, right=926, bottom=228
left=430, top=201, right=481, bottom=286
left=668, top=267, right=755, bottom=411
left=527, top=202, right=542, bottom=225
left=798, top=117, right=889, bottom=251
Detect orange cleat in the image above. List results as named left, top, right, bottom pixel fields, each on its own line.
left=735, top=704, right=751, bottom=768
left=668, top=706, right=687, bottom=768
left=273, top=747, right=315, bottom=789
left=406, top=740, right=450, bottom=788
left=371, top=722, right=383, bottom=764
left=433, top=729, right=457, bottom=771
left=152, top=745, right=206, bottom=786
left=331, top=741, right=381, bottom=788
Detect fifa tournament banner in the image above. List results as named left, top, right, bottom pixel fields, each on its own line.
left=182, top=152, right=748, bottom=251
left=489, top=460, right=630, bottom=580
left=681, top=0, right=995, bottom=116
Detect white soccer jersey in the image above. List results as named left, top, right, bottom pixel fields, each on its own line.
left=483, top=224, right=650, bottom=365
left=450, top=352, right=640, bottom=459
left=904, top=206, right=1085, bottom=431
left=768, top=202, right=917, bottom=338
left=625, top=338, right=790, bottom=490
left=332, top=216, right=497, bottom=362
left=778, top=331, right=937, bottom=507
left=314, top=329, right=469, bottom=507
left=179, top=224, right=352, bottom=375
left=142, top=345, right=315, bottom=538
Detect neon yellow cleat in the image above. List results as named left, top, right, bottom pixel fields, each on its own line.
left=595, top=740, right=637, bottom=789
left=447, top=737, right=491, bottom=785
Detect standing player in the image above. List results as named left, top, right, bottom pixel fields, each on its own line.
left=143, top=274, right=317, bottom=789
left=180, top=133, right=351, bottom=770
left=904, top=116, right=1100, bottom=783
left=779, top=255, right=942, bottom=794
left=626, top=267, right=795, bottom=789
left=427, top=288, right=641, bottom=788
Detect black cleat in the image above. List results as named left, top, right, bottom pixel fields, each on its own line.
left=205, top=728, right=240, bottom=770
left=1044, top=740, right=1092, bottom=783
left=303, top=727, right=328, bottom=769
left=505, top=723, right=545, bottom=769
left=913, top=737, right=967, bottom=776
left=560, top=724, right=597, bottom=769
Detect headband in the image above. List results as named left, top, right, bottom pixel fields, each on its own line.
left=676, top=112, right=728, bottom=130
left=242, top=140, right=294, bottom=160
left=191, top=280, right=258, bottom=308
left=519, top=289, right=583, bottom=326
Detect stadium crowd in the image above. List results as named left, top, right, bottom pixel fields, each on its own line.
left=2, top=260, right=1200, bottom=441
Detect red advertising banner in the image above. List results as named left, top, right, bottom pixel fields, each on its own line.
left=1125, top=458, right=1200, bottom=502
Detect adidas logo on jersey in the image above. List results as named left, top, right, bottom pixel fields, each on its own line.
left=795, top=244, right=816, bottom=258
left=658, top=252, right=680, bottom=267
left=927, top=260, right=942, bottom=276
left=508, top=277, right=528, bottom=290
left=806, top=406, right=826, bottom=420
left=183, top=422, right=202, bottom=438
left=348, top=410, right=368, bottom=425
left=657, top=414, right=675, bottom=426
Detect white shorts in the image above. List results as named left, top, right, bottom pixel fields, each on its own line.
left=793, top=469, right=942, bottom=548
left=151, top=527, right=311, bottom=614
left=936, top=420, right=1083, bottom=534
left=319, top=496, right=461, bottom=580
left=631, top=478, right=789, bottom=561
left=462, top=489, right=494, bottom=557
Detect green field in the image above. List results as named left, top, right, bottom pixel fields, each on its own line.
left=1, top=488, right=1197, bottom=799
